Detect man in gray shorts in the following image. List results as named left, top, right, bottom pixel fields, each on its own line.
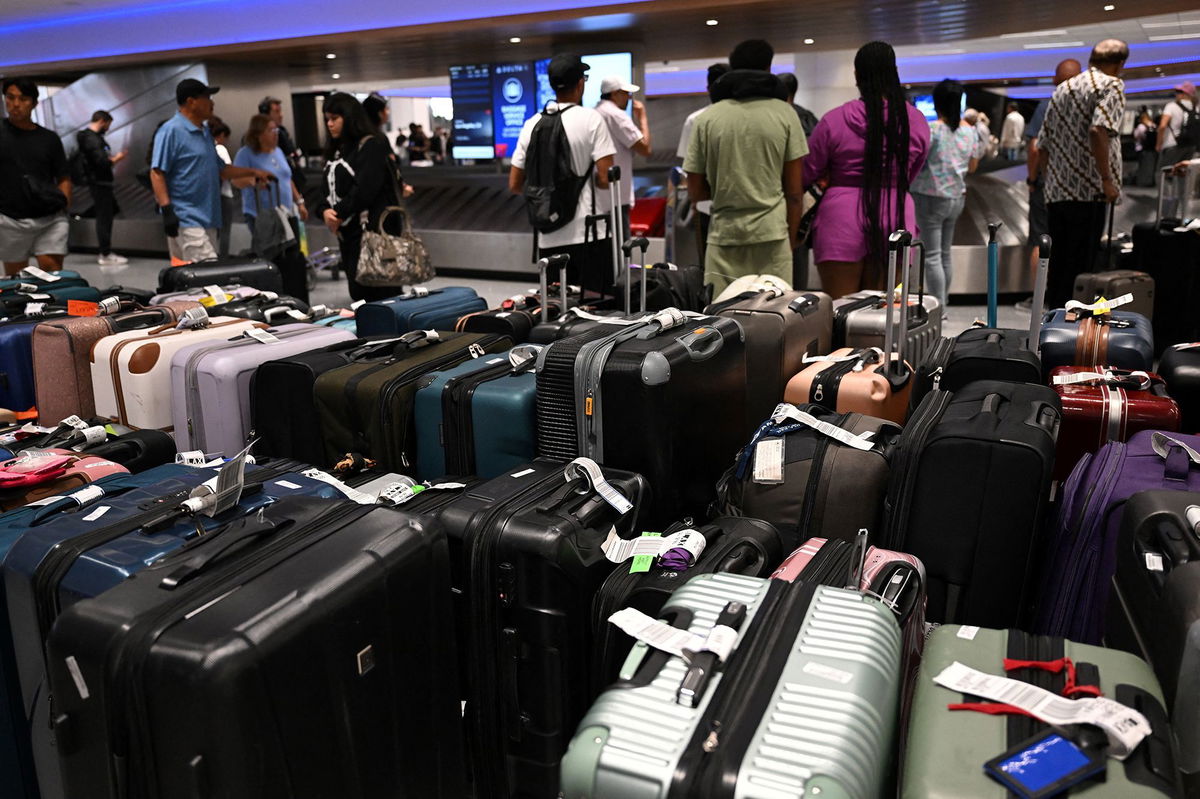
left=0, top=77, right=71, bottom=275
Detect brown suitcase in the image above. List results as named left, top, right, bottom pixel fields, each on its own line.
left=783, top=231, right=916, bottom=425
left=1073, top=269, right=1155, bottom=320
left=32, top=301, right=199, bottom=424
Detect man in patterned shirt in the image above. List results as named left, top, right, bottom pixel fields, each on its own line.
left=1038, top=39, right=1128, bottom=308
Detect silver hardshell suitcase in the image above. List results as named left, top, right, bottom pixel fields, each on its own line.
left=560, top=573, right=902, bottom=798
left=833, top=289, right=943, bottom=370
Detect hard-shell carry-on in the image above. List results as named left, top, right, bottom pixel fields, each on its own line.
left=1039, top=306, right=1156, bottom=376
left=1158, top=343, right=1200, bottom=433
left=355, top=286, right=488, bottom=337
left=206, top=292, right=311, bottom=323
left=902, top=624, right=1182, bottom=798
left=44, top=494, right=466, bottom=799
left=156, top=255, right=283, bottom=294
left=783, top=229, right=917, bottom=425
left=1074, top=269, right=1155, bottom=320
left=560, top=574, right=903, bottom=799
left=0, top=317, right=57, bottom=415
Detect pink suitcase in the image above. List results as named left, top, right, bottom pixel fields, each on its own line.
left=170, top=322, right=357, bottom=456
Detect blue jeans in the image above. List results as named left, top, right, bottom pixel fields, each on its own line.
left=913, top=192, right=965, bottom=307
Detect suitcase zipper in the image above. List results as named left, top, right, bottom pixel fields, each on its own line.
left=797, top=537, right=855, bottom=585
left=793, top=412, right=852, bottom=542
left=882, top=390, right=952, bottom=548
left=442, top=360, right=512, bottom=475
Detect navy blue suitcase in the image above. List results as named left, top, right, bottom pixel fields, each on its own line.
left=1039, top=308, right=1155, bottom=375
left=356, top=286, right=487, bottom=336
left=0, top=320, right=47, bottom=414
left=0, top=461, right=344, bottom=799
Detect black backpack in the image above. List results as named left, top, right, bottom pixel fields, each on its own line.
left=1176, top=103, right=1200, bottom=149
left=522, top=103, right=591, bottom=234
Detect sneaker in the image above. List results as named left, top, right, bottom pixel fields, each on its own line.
left=97, top=253, right=129, bottom=266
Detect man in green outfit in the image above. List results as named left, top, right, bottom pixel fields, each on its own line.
left=684, top=38, right=807, bottom=295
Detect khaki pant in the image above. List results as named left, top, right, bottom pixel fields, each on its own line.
left=704, top=238, right=792, bottom=297
left=167, top=227, right=217, bottom=263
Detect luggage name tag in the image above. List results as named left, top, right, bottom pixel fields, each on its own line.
left=21, top=266, right=60, bottom=282
left=181, top=443, right=252, bottom=516
left=299, top=468, right=377, bottom=504
left=565, top=458, right=634, bottom=515
left=984, top=729, right=1107, bottom=799
left=752, top=438, right=785, bottom=484
left=202, top=285, right=227, bottom=303
left=22, top=303, right=44, bottom=316
left=245, top=328, right=281, bottom=344
left=67, top=300, right=99, bottom=317
left=176, top=307, right=211, bottom=329
left=286, top=309, right=308, bottom=321
left=1064, top=294, right=1133, bottom=317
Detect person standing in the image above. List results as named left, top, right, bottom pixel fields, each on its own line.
left=209, top=116, right=236, bottom=258
left=779, top=73, right=819, bottom=137
left=1038, top=39, right=1129, bottom=309
left=77, top=110, right=129, bottom=266
left=1157, top=82, right=1198, bottom=168
left=233, top=114, right=307, bottom=240
left=911, top=79, right=979, bottom=306
left=1000, top=102, right=1026, bottom=161
left=0, top=77, right=71, bottom=275
left=595, top=75, right=651, bottom=237
left=259, top=96, right=305, bottom=191
left=676, top=62, right=729, bottom=264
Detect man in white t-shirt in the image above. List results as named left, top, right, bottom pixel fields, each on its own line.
left=510, top=54, right=615, bottom=293
left=595, top=76, right=651, bottom=237
left=1000, top=102, right=1025, bottom=161
left=676, top=63, right=729, bottom=262
left=1158, top=81, right=1198, bottom=168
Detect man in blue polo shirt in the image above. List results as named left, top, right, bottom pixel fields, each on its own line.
left=151, top=78, right=273, bottom=262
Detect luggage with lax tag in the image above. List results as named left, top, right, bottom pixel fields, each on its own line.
left=1039, top=305, right=1155, bottom=376
left=1074, top=270, right=1155, bottom=320
left=356, top=286, right=487, bottom=336
left=784, top=230, right=918, bottom=425
left=902, top=624, right=1183, bottom=798
left=560, top=573, right=904, bottom=799
left=156, top=255, right=283, bottom=294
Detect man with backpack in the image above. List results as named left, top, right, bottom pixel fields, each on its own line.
left=76, top=110, right=129, bottom=266
left=509, top=53, right=615, bottom=293
left=1158, top=81, right=1198, bottom=169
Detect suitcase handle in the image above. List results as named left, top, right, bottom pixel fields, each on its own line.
left=110, top=308, right=173, bottom=333
left=677, top=326, right=724, bottom=362
left=159, top=512, right=295, bottom=590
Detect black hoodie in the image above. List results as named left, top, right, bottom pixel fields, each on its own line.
left=710, top=70, right=788, bottom=103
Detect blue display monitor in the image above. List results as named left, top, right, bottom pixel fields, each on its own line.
left=913, top=93, right=968, bottom=122
left=535, top=52, right=634, bottom=117
left=492, top=61, right=538, bottom=160
left=449, top=63, right=494, bottom=160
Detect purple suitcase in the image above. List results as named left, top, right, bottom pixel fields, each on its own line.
left=170, top=322, right=356, bottom=456
left=1034, top=428, right=1200, bottom=643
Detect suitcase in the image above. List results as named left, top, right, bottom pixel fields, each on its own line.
left=832, top=287, right=943, bottom=365
left=0, top=448, right=127, bottom=511
left=883, top=380, right=1060, bottom=627
left=0, top=319, right=52, bottom=415
left=1035, top=430, right=1200, bottom=644
left=415, top=457, right=649, bottom=799
left=1159, top=343, right=1200, bottom=433
left=902, top=624, right=1182, bottom=798
left=589, top=516, right=784, bottom=693
left=0, top=269, right=89, bottom=292
left=313, top=311, right=358, bottom=334
left=560, top=575, right=902, bottom=799
left=149, top=283, right=262, bottom=306
left=715, top=402, right=901, bottom=552
left=1074, top=269, right=1155, bottom=320
left=456, top=294, right=545, bottom=344
left=156, top=255, right=283, bottom=293
left=414, top=347, right=538, bottom=480
left=1107, top=489, right=1200, bottom=791
left=536, top=309, right=748, bottom=525
left=355, top=286, right=488, bottom=336
left=44, top=494, right=466, bottom=799
left=705, top=287, right=833, bottom=430
left=1039, top=308, right=1155, bottom=375
left=74, top=428, right=176, bottom=473
left=206, top=292, right=311, bottom=323
left=1050, top=366, right=1181, bottom=481
left=1132, top=222, right=1200, bottom=354
left=32, top=303, right=200, bottom=424
left=170, top=322, right=356, bottom=456
left=527, top=253, right=627, bottom=344
left=628, top=262, right=710, bottom=313
left=90, top=315, right=265, bottom=430
left=315, top=330, right=511, bottom=471
left=1157, top=158, right=1200, bottom=224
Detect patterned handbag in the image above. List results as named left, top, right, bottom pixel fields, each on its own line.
left=356, top=153, right=433, bottom=287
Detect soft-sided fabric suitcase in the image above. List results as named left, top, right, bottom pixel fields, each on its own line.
left=315, top=330, right=511, bottom=471
left=902, top=624, right=1182, bottom=798
left=456, top=292, right=553, bottom=344
left=1159, top=343, right=1200, bottom=433
left=1074, top=269, right=1155, bottom=320
left=535, top=309, right=747, bottom=525
left=1035, top=430, right=1200, bottom=644
left=1131, top=222, right=1200, bottom=354
left=560, top=575, right=902, bottom=799
left=45, top=494, right=466, bottom=799
left=156, top=255, right=283, bottom=294
left=313, top=311, right=357, bottom=334
left=206, top=292, right=311, bottom=323
left=704, top=287, right=833, bottom=430
left=414, top=347, right=537, bottom=480
left=32, top=303, right=200, bottom=424
left=1039, top=308, right=1155, bottom=375
left=715, top=402, right=900, bottom=552
left=883, top=380, right=1060, bottom=627
left=1050, top=366, right=1181, bottom=481
left=0, top=285, right=100, bottom=316
left=356, top=286, right=487, bottom=336
left=90, top=315, right=265, bottom=429
left=74, top=428, right=176, bottom=473
left=1107, top=489, right=1200, bottom=791
left=416, top=457, right=649, bottom=799
left=170, top=322, right=356, bottom=456
left=149, top=284, right=262, bottom=306
left=0, top=269, right=88, bottom=293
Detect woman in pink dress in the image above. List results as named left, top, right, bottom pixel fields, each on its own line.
left=803, top=41, right=931, bottom=297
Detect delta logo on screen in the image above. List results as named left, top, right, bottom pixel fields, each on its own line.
left=503, top=78, right=524, bottom=104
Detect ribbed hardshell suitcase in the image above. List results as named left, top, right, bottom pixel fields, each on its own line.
left=356, top=286, right=487, bottom=336
left=90, top=316, right=265, bottom=429
left=560, top=575, right=902, bottom=799
left=156, top=255, right=283, bottom=294
left=170, top=322, right=356, bottom=456
left=1159, top=343, right=1200, bottom=433
left=1074, top=269, right=1155, bottom=319
left=902, top=625, right=1182, bottom=798
left=45, top=495, right=466, bottom=799
left=833, top=289, right=943, bottom=368
left=1039, top=308, right=1155, bottom=375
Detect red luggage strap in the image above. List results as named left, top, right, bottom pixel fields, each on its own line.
left=948, top=657, right=1102, bottom=717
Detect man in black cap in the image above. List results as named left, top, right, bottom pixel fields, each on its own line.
left=510, top=53, right=615, bottom=293
left=151, top=77, right=273, bottom=263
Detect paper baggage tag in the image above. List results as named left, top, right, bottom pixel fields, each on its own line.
left=82, top=505, right=110, bottom=522
left=770, top=404, right=876, bottom=451
left=202, top=285, right=226, bottom=302
left=1151, top=432, right=1200, bottom=466
left=565, top=458, right=634, bottom=515
left=245, top=327, right=280, bottom=344
left=350, top=299, right=366, bottom=310
left=1187, top=506, right=1200, bottom=536
left=1144, top=552, right=1164, bottom=572
left=286, top=309, right=308, bottom=320
left=299, top=468, right=376, bottom=504
left=602, top=529, right=707, bottom=569
left=933, top=661, right=1151, bottom=759
left=182, top=443, right=252, bottom=516
left=752, top=438, right=785, bottom=484
left=608, top=607, right=704, bottom=659
left=21, top=266, right=60, bottom=282
left=628, top=532, right=661, bottom=574
left=176, top=307, right=210, bottom=329
left=23, top=303, right=44, bottom=316
left=1064, top=294, right=1133, bottom=316
left=175, top=450, right=209, bottom=466
left=67, top=300, right=99, bottom=317
left=73, top=426, right=108, bottom=449
left=66, top=484, right=105, bottom=506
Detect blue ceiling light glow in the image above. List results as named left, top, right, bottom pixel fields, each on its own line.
left=380, top=86, right=453, bottom=98
left=897, top=40, right=1200, bottom=83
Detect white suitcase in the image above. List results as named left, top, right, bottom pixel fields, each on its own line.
left=90, top=316, right=264, bottom=429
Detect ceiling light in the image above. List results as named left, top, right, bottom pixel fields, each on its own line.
left=1103, top=3, right=1114, bottom=9
left=331, top=73, right=341, bottom=79
left=803, top=38, right=815, bottom=45
left=509, top=37, right=521, bottom=43
left=1023, top=41, right=1084, bottom=49
left=1148, top=32, right=1200, bottom=41
left=705, top=19, right=718, bottom=26
left=1142, top=19, right=1200, bottom=28
left=325, top=53, right=336, bottom=59
left=1000, top=29, right=1068, bottom=38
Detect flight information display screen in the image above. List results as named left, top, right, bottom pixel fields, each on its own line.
left=449, top=63, right=494, bottom=159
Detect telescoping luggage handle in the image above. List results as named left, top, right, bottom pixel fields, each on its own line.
left=884, top=230, right=914, bottom=387
left=609, top=165, right=625, bottom=307
left=987, top=221, right=1002, bottom=328
left=1029, top=234, right=1051, bottom=352
left=537, top=252, right=571, bottom=323
left=623, top=236, right=651, bottom=315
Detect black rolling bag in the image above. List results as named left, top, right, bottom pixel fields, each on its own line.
left=157, top=256, right=283, bottom=294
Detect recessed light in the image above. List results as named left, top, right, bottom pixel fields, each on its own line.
left=331, top=73, right=341, bottom=79
left=1103, top=3, right=1114, bottom=9
left=804, top=38, right=815, bottom=45
left=325, top=53, right=336, bottom=59
left=509, top=37, right=521, bottom=43
left=1022, top=41, right=1084, bottom=49
left=705, top=19, right=718, bottom=26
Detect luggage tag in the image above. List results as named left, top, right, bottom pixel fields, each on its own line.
left=181, top=442, right=252, bottom=516
left=299, top=468, right=377, bottom=504
left=285, top=309, right=308, bottom=321
left=350, top=299, right=366, bottom=310
left=983, top=727, right=1108, bottom=799
left=769, top=404, right=877, bottom=451
left=564, top=458, right=633, bottom=515
left=1150, top=432, right=1200, bottom=466
left=752, top=438, right=785, bottom=484
left=20, top=266, right=60, bottom=282
left=244, top=327, right=280, bottom=344
left=1064, top=294, right=1132, bottom=317
left=176, top=307, right=211, bottom=329
left=602, top=529, right=708, bottom=573
left=22, top=302, right=45, bottom=316
left=97, top=296, right=121, bottom=315
left=69, top=425, right=109, bottom=450
left=67, top=300, right=99, bottom=317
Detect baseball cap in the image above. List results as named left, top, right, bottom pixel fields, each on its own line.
left=547, top=54, right=590, bottom=89
left=599, top=76, right=640, bottom=95
left=1175, top=81, right=1196, bottom=97
left=176, top=78, right=219, bottom=105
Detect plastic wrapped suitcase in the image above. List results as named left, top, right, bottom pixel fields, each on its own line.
left=356, top=286, right=487, bottom=336
left=156, top=255, right=283, bottom=294
left=902, top=625, right=1182, bottom=798
left=1050, top=366, right=1181, bottom=481
left=1107, top=489, right=1200, bottom=792
left=1159, top=343, right=1200, bottom=433
left=414, top=346, right=537, bottom=480
left=90, top=314, right=265, bottom=429
left=715, top=402, right=901, bottom=552
left=170, top=322, right=356, bottom=456
left=1074, top=270, right=1155, bottom=320
left=560, top=575, right=903, bottom=799
left=883, top=380, right=1060, bottom=627
left=1039, top=308, right=1155, bottom=375
left=44, top=494, right=466, bottom=799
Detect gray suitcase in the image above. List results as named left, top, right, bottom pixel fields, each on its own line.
left=560, top=573, right=902, bottom=798
left=833, top=289, right=943, bottom=370
left=1073, top=269, right=1155, bottom=320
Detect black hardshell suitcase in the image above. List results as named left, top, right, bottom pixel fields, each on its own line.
left=157, top=256, right=284, bottom=294
left=208, top=292, right=310, bottom=323
left=415, top=457, right=649, bottom=799
left=1131, top=221, right=1200, bottom=354
left=1159, top=343, right=1200, bottom=433
left=46, top=495, right=465, bottom=799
